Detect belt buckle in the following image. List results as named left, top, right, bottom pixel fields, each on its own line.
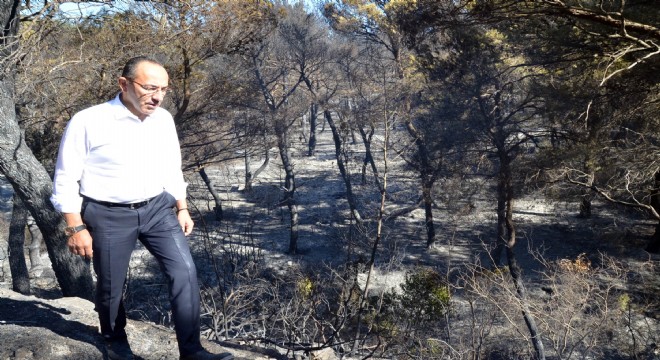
left=129, top=199, right=149, bottom=209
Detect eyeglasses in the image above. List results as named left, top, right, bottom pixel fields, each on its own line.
left=127, top=78, right=170, bottom=95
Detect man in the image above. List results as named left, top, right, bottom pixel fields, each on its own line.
left=51, top=56, right=233, bottom=360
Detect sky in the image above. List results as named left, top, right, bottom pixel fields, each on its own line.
left=57, top=1, right=115, bottom=19
left=57, top=0, right=323, bottom=19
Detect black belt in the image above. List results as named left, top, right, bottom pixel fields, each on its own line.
left=83, top=196, right=155, bottom=210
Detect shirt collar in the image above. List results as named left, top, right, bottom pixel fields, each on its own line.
left=110, top=93, right=145, bottom=122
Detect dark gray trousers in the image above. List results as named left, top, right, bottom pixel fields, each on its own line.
left=83, top=191, right=203, bottom=356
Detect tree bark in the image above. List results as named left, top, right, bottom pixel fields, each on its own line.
left=0, top=0, right=94, bottom=299
left=275, top=126, right=299, bottom=254
left=491, top=163, right=508, bottom=267
left=543, top=3, right=660, bottom=41
left=502, top=163, right=546, bottom=359
left=358, top=126, right=381, bottom=189
left=8, top=193, right=30, bottom=295
left=578, top=160, right=594, bottom=218
left=0, top=106, right=95, bottom=300
left=506, top=245, right=546, bottom=360
left=307, top=103, right=318, bottom=156
left=352, top=116, right=390, bottom=357
left=647, top=171, right=660, bottom=253
left=489, top=128, right=511, bottom=267
left=244, top=148, right=270, bottom=193
left=422, top=184, right=436, bottom=248
left=199, top=167, right=223, bottom=221
left=244, top=150, right=252, bottom=192
left=404, top=119, right=437, bottom=248
left=325, top=110, right=362, bottom=222
left=579, top=192, right=592, bottom=218
left=27, top=218, right=43, bottom=271
left=650, top=223, right=660, bottom=254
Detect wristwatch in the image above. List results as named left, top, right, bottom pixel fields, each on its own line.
left=64, top=224, right=87, bottom=237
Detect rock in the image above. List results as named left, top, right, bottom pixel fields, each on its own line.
left=310, top=347, right=338, bottom=360
left=0, top=288, right=276, bottom=359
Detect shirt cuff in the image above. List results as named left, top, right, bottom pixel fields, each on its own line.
left=50, top=194, right=83, bottom=213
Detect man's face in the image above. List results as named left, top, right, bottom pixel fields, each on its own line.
left=119, top=62, right=169, bottom=120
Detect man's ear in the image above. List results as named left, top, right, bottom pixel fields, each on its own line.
left=118, top=77, right=129, bottom=92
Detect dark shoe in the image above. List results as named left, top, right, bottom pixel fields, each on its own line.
left=104, top=337, right=134, bottom=360
left=180, top=349, right=234, bottom=360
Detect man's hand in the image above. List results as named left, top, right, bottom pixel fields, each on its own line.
left=177, top=209, right=194, bottom=236
left=68, top=230, right=93, bottom=259
left=63, top=212, right=92, bottom=259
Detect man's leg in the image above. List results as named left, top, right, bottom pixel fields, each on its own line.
left=85, top=202, right=139, bottom=340
left=137, top=193, right=204, bottom=357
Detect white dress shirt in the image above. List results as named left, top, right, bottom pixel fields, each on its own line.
left=51, top=94, right=187, bottom=213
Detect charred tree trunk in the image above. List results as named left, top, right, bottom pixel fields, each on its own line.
left=422, top=185, right=436, bottom=248
left=325, top=110, right=362, bottom=222
left=579, top=193, right=593, bottom=218
left=504, top=200, right=546, bottom=360
left=499, top=150, right=546, bottom=359
left=244, top=148, right=270, bottom=193
left=358, top=126, right=381, bottom=189
left=491, top=165, right=508, bottom=266
left=404, top=119, right=437, bottom=248
left=245, top=151, right=252, bottom=192
left=245, top=149, right=270, bottom=191
left=276, top=127, right=299, bottom=254
left=1, top=111, right=94, bottom=300
left=199, top=167, right=223, bottom=221
left=352, top=115, right=391, bottom=357
left=579, top=161, right=594, bottom=218
left=650, top=223, right=660, bottom=254
left=489, top=127, right=511, bottom=267
left=8, top=193, right=30, bottom=295
left=307, top=103, right=318, bottom=156
left=648, top=171, right=660, bottom=253
left=0, top=0, right=94, bottom=299
left=27, top=218, right=43, bottom=271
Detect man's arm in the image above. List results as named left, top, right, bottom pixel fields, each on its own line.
left=52, top=114, right=92, bottom=258
left=175, top=199, right=194, bottom=236
left=51, top=113, right=87, bottom=214
left=63, top=212, right=93, bottom=259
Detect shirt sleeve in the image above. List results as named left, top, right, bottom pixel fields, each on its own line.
left=50, top=114, right=88, bottom=213
left=161, top=114, right=188, bottom=200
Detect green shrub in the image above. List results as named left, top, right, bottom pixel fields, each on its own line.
left=296, top=276, right=314, bottom=299
left=400, top=268, right=451, bottom=322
